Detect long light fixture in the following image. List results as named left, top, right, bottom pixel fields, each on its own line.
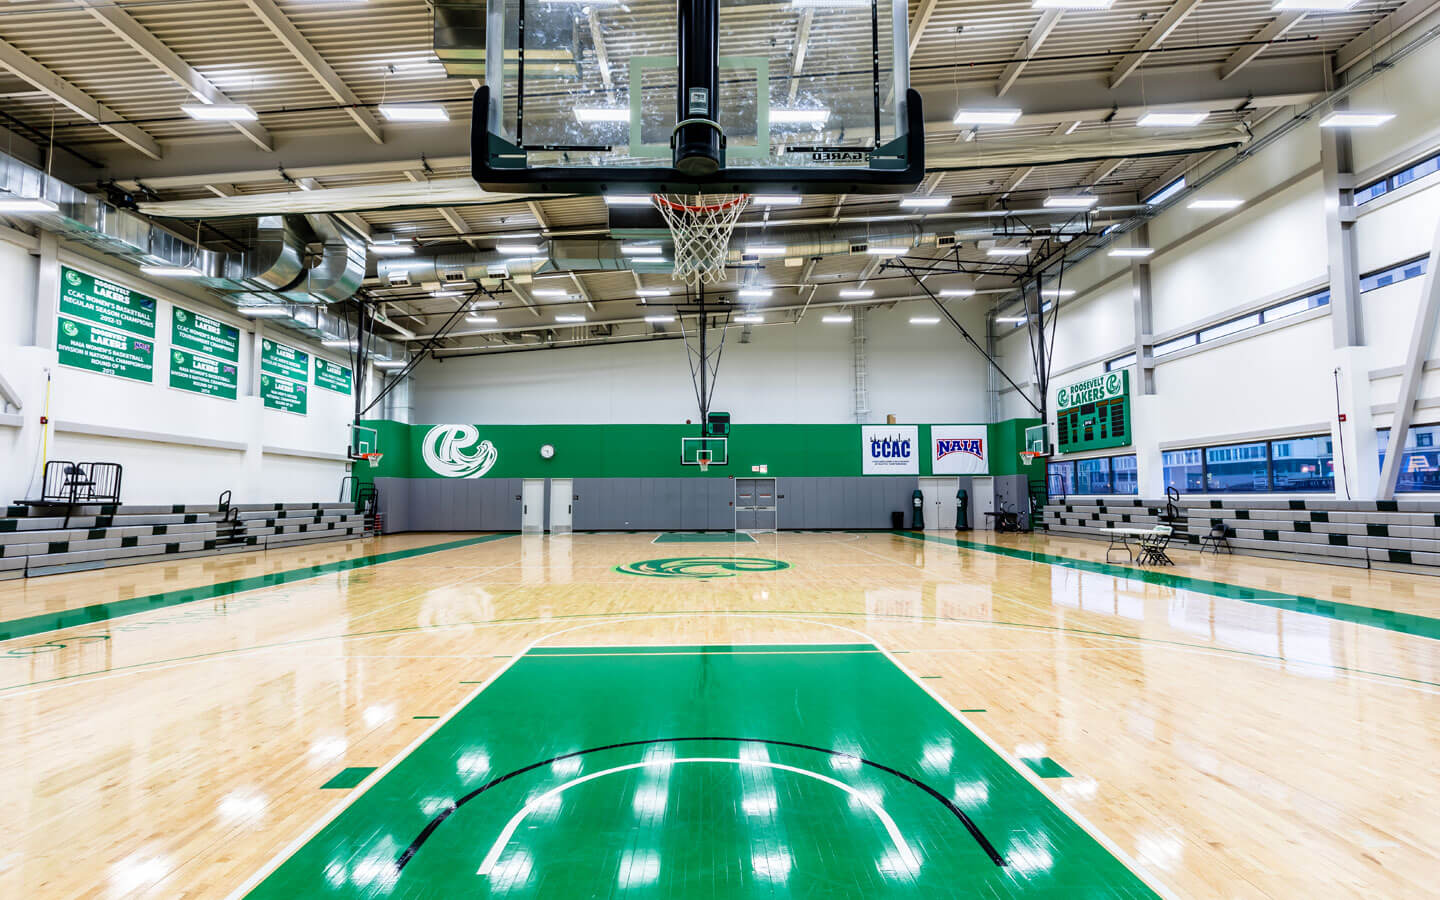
left=1043, top=195, right=1098, bottom=209
left=822, top=314, right=853, bottom=324
left=374, top=359, right=410, bottom=369
left=378, top=104, right=449, bottom=122
left=939, top=288, right=975, bottom=297
left=531, top=289, right=572, bottom=298
left=771, top=108, right=830, bottom=126
left=952, top=109, right=1022, bottom=126
left=238, top=307, right=290, bottom=318
left=644, top=315, right=675, bottom=323
left=1319, top=110, right=1395, bottom=128
left=621, top=244, right=664, bottom=256
left=140, top=265, right=202, bottom=277
left=738, top=288, right=773, bottom=299
left=752, top=195, right=802, bottom=205
left=1137, top=111, right=1209, bottom=127
left=471, top=299, right=503, bottom=309
left=321, top=339, right=356, bottom=348
left=466, top=314, right=498, bottom=324
left=986, top=246, right=1029, bottom=257
left=1109, top=247, right=1154, bottom=258
left=734, top=314, right=764, bottom=323
left=369, top=242, right=414, bottom=256
left=790, top=0, right=867, bottom=8
left=432, top=290, right=466, bottom=298
left=744, top=244, right=787, bottom=257
left=996, top=316, right=1028, bottom=323
left=497, top=242, right=541, bottom=255
left=0, top=197, right=59, bottom=213
left=1042, top=289, right=1076, bottom=298
left=1034, top=0, right=1114, bottom=7
left=899, top=196, right=951, bottom=209
left=635, top=288, right=671, bottom=297
left=180, top=103, right=257, bottom=122
left=1273, top=0, right=1358, bottom=9
left=573, top=107, right=630, bottom=123
left=865, top=246, right=907, bottom=257
left=555, top=314, right=586, bottom=323
left=1188, top=198, right=1243, bottom=210
left=604, top=195, right=653, bottom=206
left=839, top=289, right=874, bottom=298
left=909, top=316, right=941, bottom=325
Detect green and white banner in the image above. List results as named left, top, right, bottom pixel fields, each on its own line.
left=59, top=267, right=157, bottom=338
left=57, top=317, right=154, bottom=382
left=260, top=338, right=309, bottom=382
left=169, top=348, right=238, bottom=399
left=313, top=357, right=352, bottom=395
left=1055, top=371, right=1128, bottom=411
left=261, top=373, right=308, bottom=414
left=171, top=305, right=239, bottom=362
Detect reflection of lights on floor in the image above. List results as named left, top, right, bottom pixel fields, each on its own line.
left=217, top=790, right=268, bottom=824
left=752, top=848, right=793, bottom=881
left=739, top=742, right=770, bottom=764
left=643, top=743, right=677, bottom=765
left=1014, top=742, right=1047, bottom=759
left=1005, top=836, right=1055, bottom=876
left=1136, top=833, right=1185, bottom=870
left=363, top=704, right=395, bottom=728
left=952, top=780, right=989, bottom=807
left=876, top=846, right=923, bottom=878
left=109, top=851, right=172, bottom=895
left=617, top=849, right=661, bottom=888
left=830, top=743, right=864, bottom=773
left=487, top=849, right=534, bottom=890
left=419, top=796, right=456, bottom=816
left=742, top=788, right=778, bottom=817
left=308, top=737, right=348, bottom=764
left=457, top=749, right=490, bottom=778
left=920, top=738, right=954, bottom=776
left=1061, top=775, right=1098, bottom=800
left=632, top=782, right=668, bottom=817
left=525, top=786, right=563, bottom=816
left=847, top=784, right=884, bottom=811
left=551, top=756, right=583, bottom=777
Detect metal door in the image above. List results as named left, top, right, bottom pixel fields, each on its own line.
left=919, top=477, right=959, bottom=531
left=521, top=479, right=545, bottom=533
left=548, top=478, right=573, bottom=534
left=736, top=477, right=778, bottom=531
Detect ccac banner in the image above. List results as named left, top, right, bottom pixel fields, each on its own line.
left=861, top=425, right=919, bottom=475
left=931, top=425, right=988, bottom=475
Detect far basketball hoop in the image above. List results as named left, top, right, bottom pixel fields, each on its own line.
left=697, top=450, right=713, bottom=473
left=358, top=452, right=384, bottom=469
left=1020, top=450, right=1042, bottom=467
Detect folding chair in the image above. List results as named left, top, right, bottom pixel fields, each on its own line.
left=1199, top=523, right=1233, bottom=555
left=1137, top=525, right=1175, bottom=566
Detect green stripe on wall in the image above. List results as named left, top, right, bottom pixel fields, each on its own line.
left=0, top=534, right=514, bottom=642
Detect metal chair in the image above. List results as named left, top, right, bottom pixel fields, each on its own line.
left=1199, top=523, right=1233, bottom=555
left=1137, top=525, right=1175, bottom=566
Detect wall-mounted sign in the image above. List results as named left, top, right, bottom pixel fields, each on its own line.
left=931, top=424, right=988, bottom=475
left=313, top=357, right=353, bottom=395
left=171, top=305, right=239, bottom=362
left=1056, top=369, right=1131, bottom=453
left=260, top=338, right=309, bottom=382
left=261, top=373, right=308, bottom=414
left=60, top=267, right=156, bottom=338
left=861, top=425, right=919, bottom=475
left=421, top=424, right=498, bottom=478
left=170, top=348, right=238, bottom=399
left=57, top=317, right=154, bottom=382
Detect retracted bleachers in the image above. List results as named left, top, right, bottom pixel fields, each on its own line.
left=0, top=501, right=368, bottom=580
left=1039, top=496, right=1440, bottom=575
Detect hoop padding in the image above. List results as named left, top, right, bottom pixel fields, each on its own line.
left=653, top=193, right=750, bottom=286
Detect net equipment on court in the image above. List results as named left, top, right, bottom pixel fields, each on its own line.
left=653, top=193, right=750, bottom=285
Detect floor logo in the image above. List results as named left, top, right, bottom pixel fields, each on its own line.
left=422, top=424, right=498, bottom=478
left=614, top=557, right=791, bottom=578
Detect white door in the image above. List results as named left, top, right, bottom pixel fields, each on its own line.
left=549, top=479, right=573, bottom=534
left=521, top=479, right=545, bottom=533
left=970, top=477, right=995, bottom=530
left=919, top=477, right=959, bottom=531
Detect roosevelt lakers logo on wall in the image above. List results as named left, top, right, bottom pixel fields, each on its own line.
left=614, top=557, right=791, bottom=578
left=422, top=424, right=499, bottom=478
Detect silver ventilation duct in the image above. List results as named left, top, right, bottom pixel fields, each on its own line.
left=376, top=247, right=549, bottom=286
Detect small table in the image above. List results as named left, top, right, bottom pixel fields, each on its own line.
left=1105, top=527, right=1156, bottom=563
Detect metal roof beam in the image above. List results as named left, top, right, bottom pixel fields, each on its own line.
left=1109, top=0, right=1205, bottom=88
left=1220, top=12, right=1306, bottom=80
left=908, top=0, right=940, bottom=55
left=997, top=10, right=1063, bottom=97
left=1334, top=0, right=1440, bottom=74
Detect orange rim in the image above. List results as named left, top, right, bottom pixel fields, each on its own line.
left=652, top=193, right=750, bottom=213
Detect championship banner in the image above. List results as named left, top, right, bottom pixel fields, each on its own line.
left=931, top=425, right=988, bottom=474
left=313, top=357, right=353, bottom=395
left=260, top=338, right=309, bottom=382
left=170, top=348, right=238, bottom=400
left=60, top=267, right=157, bottom=338
left=261, top=373, right=308, bottom=414
left=171, top=305, right=239, bottom=362
left=861, top=425, right=919, bottom=475
left=57, top=317, right=154, bottom=382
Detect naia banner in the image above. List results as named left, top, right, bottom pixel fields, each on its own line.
left=861, top=425, right=919, bottom=475
left=931, top=424, right=989, bottom=475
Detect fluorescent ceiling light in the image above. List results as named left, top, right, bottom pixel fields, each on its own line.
left=939, top=288, right=975, bottom=297
left=497, top=243, right=541, bottom=255
left=1318, top=110, right=1395, bottom=128
left=1137, top=111, right=1209, bottom=127
left=531, top=289, right=571, bottom=298
left=1273, top=0, right=1358, bottom=8
left=466, top=315, right=498, bottom=324
left=1109, top=247, right=1154, bottom=258
left=1043, top=195, right=1098, bottom=208
left=374, top=359, right=410, bottom=368
left=180, top=103, right=257, bottom=122
left=771, top=107, right=830, bottom=125
left=621, top=244, right=663, bottom=256
left=604, top=195, right=653, bottom=206
left=752, top=195, right=802, bottom=205
left=839, top=289, right=874, bottom=298
left=378, top=104, right=449, bottom=122
left=822, top=314, right=853, bottom=324
left=791, top=0, right=867, bottom=7
left=953, top=108, right=1021, bottom=126
left=1042, top=289, right=1076, bottom=298
left=321, top=339, right=356, bottom=348
left=1033, top=0, right=1114, bottom=8
left=369, top=242, right=414, bottom=256
left=899, top=196, right=951, bottom=209
left=644, top=315, right=675, bottom=323
left=865, top=246, right=907, bottom=257
left=909, top=316, right=941, bottom=324
left=555, top=314, right=586, bottom=323
left=996, top=316, right=1028, bottom=323
left=734, top=314, right=764, bottom=323
left=471, top=299, right=502, bottom=309
left=987, top=246, right=1029, bottom=257
left=0, top=197, right=58, bottom=213
left=738, top=288, right=773, bottom=299
left=573, top=106, right=630, bottom=123
left=1188, top=198, right=1243, bottom=210
left=744, top=244, right=787, bottom=257
left=237, top=307, right=290, bottom=318
left=432, top=290, right=466, bottom=298
left=139, top=265, right=202, bottom=277
left=635, top=288, right=671, bottom=297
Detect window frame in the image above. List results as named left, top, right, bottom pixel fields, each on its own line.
left=1163, top=434, right=1336, bottom=494
left=1046, top=453, right=1137, bottom=496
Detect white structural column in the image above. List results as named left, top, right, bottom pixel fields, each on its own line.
left=32, top=231, right=60, bottom=350
left=73, top=0, right=273, bottom=151
left=997, top=11, right=1063, bottom=96
left=1322, top=126, right=1362, bottom=348
left=1129, top=224, right=1156, bottom=396
left=241, top=0, right=385, bottom=144
left=0, top=37, right=160, bottom=159
left=1377, top=215, right=1440, bottom=499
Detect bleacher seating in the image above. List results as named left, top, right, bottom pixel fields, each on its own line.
left=0, top=501, right=368, bottom=580
left=1039, top=496, right=1440, bottom=575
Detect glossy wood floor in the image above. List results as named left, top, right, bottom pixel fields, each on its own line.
left=1, top=530, right=1437, bottom=898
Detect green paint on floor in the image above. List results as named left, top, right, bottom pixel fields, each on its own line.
left=1020, top=758, right=1072, bottom=779
left=891, top=530, right=1440, bottom=641
left=653, top=531, right=759, bottom=543
left=248, top=644, right=1159, bottom=898
left=320, top=767, right=377, bottom=789
left=0, top=534, right=516, bottom=643
left=414, top=716, right=441, bottom=720
left=961, top=709, right=987, bottom=714
left=613, top=557, right=791, bottom=579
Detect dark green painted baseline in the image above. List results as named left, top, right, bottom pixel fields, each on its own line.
left=246, top=645, right=1160, bottom=898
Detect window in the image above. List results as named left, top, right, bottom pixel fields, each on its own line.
left=1199, top=313, right=1260, bottom=343
left=1077, top=457, right=1112, bottom=494
left=1270, top=436, right=1334, bottom=492
left=1263, top=290, right=1329, bottom=322
left=1050, top=454, right=1137, bottom=495
left=1205, top=442, right=1269, bottom=492
left=1162, top=448, right=1203, bottom=493
left=1354, top=180, right=1388, bottom=204
left=1106, top=353, right=1136, bottom=372
left=1355, top=150, right=1440, bottom=206
left=1154, top=334, right=1197, bottom=357
left=1145, top=176, right=1186, bottom=206
left=1114, top=287, right=1330, bottom=373
left=1047, top=460, right=1075, bottom=496
left=1111, top=454, right=1138, bottom=494
left=1360, top=256, right=1428, bottom=293
left=1377, top=424, right=1440, bottom=492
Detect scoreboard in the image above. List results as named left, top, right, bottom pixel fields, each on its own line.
left=1055, top=370, right=1131, bottom=453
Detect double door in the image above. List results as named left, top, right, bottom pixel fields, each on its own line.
left=735, top=478, right=778, bottom=531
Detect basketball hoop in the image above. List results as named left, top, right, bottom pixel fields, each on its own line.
left=696, top=450, right=712, bottom=474
left=1020, top=451, right=1041, bottom=467
left=653, top=193, right=750, bottom=285
left=358, top=452, right=383, bottom=469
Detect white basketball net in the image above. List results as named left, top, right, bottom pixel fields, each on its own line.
left=653, top=193, right=750, bottom=286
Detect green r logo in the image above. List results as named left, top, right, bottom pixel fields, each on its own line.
left=176, top=309, right=188, bottom=322
left=614, top=557, right=791, bottom=578
left=65, top=270, right=81, bottom=287
left=62, top=321, right=78, bottom=337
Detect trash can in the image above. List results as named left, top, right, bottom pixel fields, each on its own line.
left=890, top=511, right=904, bottom=530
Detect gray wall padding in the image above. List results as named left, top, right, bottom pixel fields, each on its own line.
left=572, top=478, right=732, bottom=531
left=374, top=477, right=522, bottom=532
left=774, top=477, right=919, bottom=529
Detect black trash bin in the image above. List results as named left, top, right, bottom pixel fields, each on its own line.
left=890, top=511, right=904, bottom=530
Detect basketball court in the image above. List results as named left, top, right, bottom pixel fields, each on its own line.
left=1, top=0, right=1439, bottom=897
